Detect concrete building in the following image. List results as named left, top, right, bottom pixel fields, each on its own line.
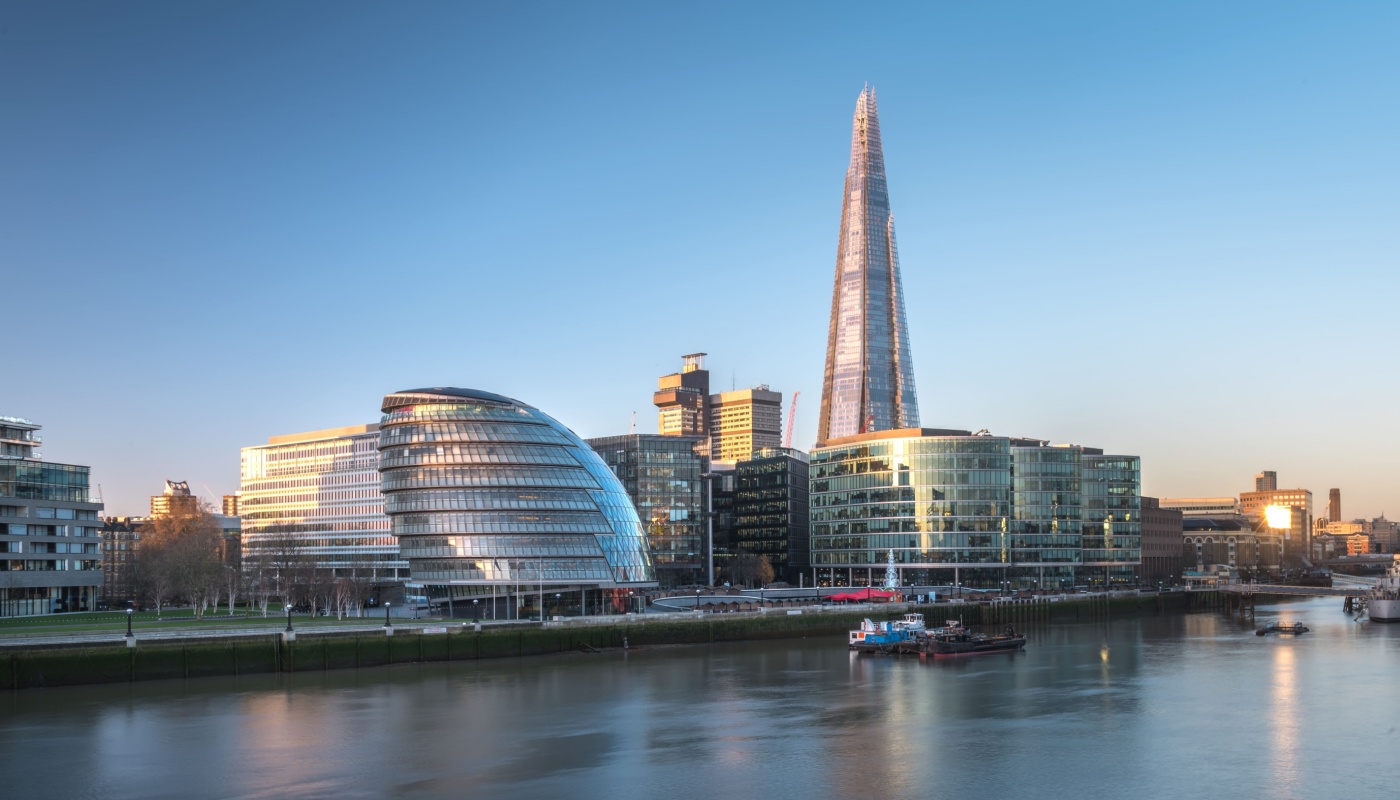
left=734, top=447, right=810, bottom=584
left=150, top=480, right=199, bottom=518
left=1255, top=471, right=1278, bottom=492
left=240, top=424, right=404, bottom=581
left=707, top=387, right=782, bottom=463
left=1240, top=486, right=1312, bottom=564
left=1139, top=497, right=1183, bottom=586
left=0, top=416, right=104, bottom=616
left=1328, top=488, right=1341, bottom=523
left=222, top=494, right=241, bottom=517
left=378, top=388, right=656, bottom=618
left=654, top=353, right=710, bottom=438
left=587, top=433, right=703, bottom=588
left=99, top=516, right=144, bottom=603
left=1183, top=517, right=1280, bottom=577
left=809, top=429, right=1141, bottom=589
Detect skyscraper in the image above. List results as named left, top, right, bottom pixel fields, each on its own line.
left=1329, top=488, right=1341, bottom=523
left=817, top=87, right=919, bottom=446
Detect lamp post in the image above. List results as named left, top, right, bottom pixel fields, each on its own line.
left=384, top=602, right=392, bottom=628
left=472, top=598, right=480, bottom=623
left=286, top=603, right=293, bottom=633
left=629, top=590, right=636, bottom=615
left=695, top=587, right=702, bottom=615
left=555, top=592, right=561, bottom=618
left=125, top=607, right=133, bottom=639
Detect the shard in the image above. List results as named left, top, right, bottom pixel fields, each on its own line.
left=817, top=87, right=920, bottom=446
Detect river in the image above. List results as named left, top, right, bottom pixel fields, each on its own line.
left=1, top=597, right=1395, bottom=800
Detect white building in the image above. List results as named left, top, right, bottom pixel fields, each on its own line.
left=239, top=424, right=404, bottom=580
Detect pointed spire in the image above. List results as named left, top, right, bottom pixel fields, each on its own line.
left=817, top=88, right=920, bottom=446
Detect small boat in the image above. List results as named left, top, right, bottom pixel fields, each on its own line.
left=1256, top=621, right=1309, bottom=636
left=920, top=621, right=1027, bottom=657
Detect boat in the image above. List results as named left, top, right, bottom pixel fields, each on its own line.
left=1255, top=621, right=1309, bottom=636
left=1365, top=559, right=1400, bottom=623
left=920, top=621, right=1027, bottom=657
left=848, top=614, right=927, bottom=653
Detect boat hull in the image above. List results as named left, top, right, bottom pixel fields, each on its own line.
left=1369, top=598, right=1400, bottom=623
left=926, top=635, right=1026, bottom=657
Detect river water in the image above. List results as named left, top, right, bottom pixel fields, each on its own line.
left=2, top=597, right=1396, bottom=800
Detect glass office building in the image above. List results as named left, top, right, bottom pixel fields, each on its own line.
left=585, top=434, right=703, bottom=588
left=734, top=448, right=810, bottom=584
left=809, top=429, right=1141, bottom=589
left=1, top=416, right=104, bottom=617
left=817, top=86, right=919, bottom=445
left=379, top=389, right=656, bottom=618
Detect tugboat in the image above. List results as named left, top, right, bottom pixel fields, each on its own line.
left=920, top=621, right=1027, bottom=657
left=1255, top=621, right=1309, bottom=636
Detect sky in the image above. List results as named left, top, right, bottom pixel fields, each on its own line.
left=2, top=1, right=1397, bottom=518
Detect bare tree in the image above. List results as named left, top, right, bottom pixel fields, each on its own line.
left=727, top=554, right=776, bottom=589
left=133, top=503, right=224, bottom=618
left=223, top=565, right=241, bottom=616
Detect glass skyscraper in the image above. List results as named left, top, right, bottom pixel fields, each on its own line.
left=817, top=86, right=919, bottom=446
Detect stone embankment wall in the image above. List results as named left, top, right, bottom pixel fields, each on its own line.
left=3, top=592, right=1212, bottom=691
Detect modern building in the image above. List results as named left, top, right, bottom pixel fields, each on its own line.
left=816, top=87, right=919, bottom=446
left=707, top=387, right=782, bottom=463
left=378, top=388, right=657, bottom=617
left=222, top=494, right=241, bottom=517
left=1255, top=471, right=1278, bottom=492
left=240, top=424, right=404, bottom=581
left=808, top=429, right=1141, bottom=589
left=1240, top=485, right=1312, bottom=564
left=0, top=416, right=104, bottom=616
left=100, top=516, right=144, bottom=603
left=1160, top=497, right=1242, bottom=518
left=587, top=433, right=703, bottom=587
left=1328, top=488, right=1341, bottom=523
left=150, top=480, right=199, bottom=518
left=734, top=447, right=810, bottom=584
left=1139, top=497, right=1183, bottom=586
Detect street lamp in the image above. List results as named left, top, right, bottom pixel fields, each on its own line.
left=125, top=607, right=133, bottom=639
left=555, top=592, right=561, bottom=618
left=472, top=598, right=480, bottom=623
left=384, top=602, right=392, bottom=629
left=286, top=603, right=293, bottom=633
left=629, top=590, right=636, bottom=615
left=695, top=587, right=702, bottom=615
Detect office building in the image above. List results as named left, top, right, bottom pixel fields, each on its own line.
left=708, top=387, right=782, bottom=462
left=378, top=388, right=656, bottom=617
left=817, top=87, right=919, bottom=446
left=222, top=494, right=241, bottom=517
left=1160, top=497, right=1242, bottom=518
left=809, top=429, right=1140, bottom=589
left=1183, top=517, right=1280, bottom=576
left=150, top=480, right=199, bottom=518
left=653, top=355, right=785, bottom=463
left=1255, top=471, right=1278, bottom=492
left=0, top=416, right=104, bottom=616
left=587, top=433, right=703, bottom=587
left=240, top=424, right=404, bottom=581
left=1328, top=488, right=1341, bottom=523
left=1139, top=497, right=1183, bottom=586
left=1240, top=484, right=1312, bottom=564
left=654, top=353, right=710, bottom=438
left=734, top=448, right=810, bottom=584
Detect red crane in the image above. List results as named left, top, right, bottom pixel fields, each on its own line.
left=783, top=390, right=800, bottom=449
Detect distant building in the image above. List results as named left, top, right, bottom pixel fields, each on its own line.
left=1160, top=497, right=1241, bottom=518
left=707, top=387, right=782, bottom=463
left=1183, top=517, right=1280, bottom=576
left=734, top=447, right=810, bottom=584
left=1366, top=516, right=1399, bottom=552
left=240, top=424, right=404, bottom=581
left=0, top=416, right=104, bottom=616
left=222, top=494, right=240, bottom=517
left=1240, top=486, right=1312, bottom=564
left=150, top=480, right=199, bottom=518
left=1255, top=471, right=1278, bottom=492
left=1328, top=488, right=1341, bottom=523
left=1139, top=497, right=1183, bottom=585
left=1346, top=534, right=1372, bottom=555
left=587, top=433, right=703, bottom=587
left=654, top=354, right=710, bottom=438
left=100, top=516, right=144, bottom=603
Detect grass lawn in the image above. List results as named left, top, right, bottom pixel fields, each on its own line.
left=0, top=606, right=396, bottom=638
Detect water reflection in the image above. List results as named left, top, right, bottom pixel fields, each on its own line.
left=1, top=598, right=1397, bottom=799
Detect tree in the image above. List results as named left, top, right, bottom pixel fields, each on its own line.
left=133, top=503, right=224, bottom=618
left=727, top=554, right=776, bottom=589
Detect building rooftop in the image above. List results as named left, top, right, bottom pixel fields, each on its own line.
left=265, top=423, right=381, bottom=445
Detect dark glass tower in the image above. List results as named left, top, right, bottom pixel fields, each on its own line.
left=817, top=86, right=919, bottom=446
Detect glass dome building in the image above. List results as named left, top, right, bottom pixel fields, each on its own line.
left=378, top=388, right=656, bottom=618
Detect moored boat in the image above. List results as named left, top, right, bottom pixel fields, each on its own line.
left=1256, top=621, right=1308, bottom=636
left=848, top=614, right=927, bottom=653
left=1366, top=558, right=1400, bottom=623
left=920, top=622, right=1027, bottom=657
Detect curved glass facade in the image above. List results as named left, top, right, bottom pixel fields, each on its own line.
left=810, top=430, right=1141, bottom=589
left=379, top=388, right=656, bottom=615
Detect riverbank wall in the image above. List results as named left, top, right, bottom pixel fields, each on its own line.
left=3, top=591, right=1218, bottom=690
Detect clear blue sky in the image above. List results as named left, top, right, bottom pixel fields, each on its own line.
left=3, top=1, right=1396, bottom=518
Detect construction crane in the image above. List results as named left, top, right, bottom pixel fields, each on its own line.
left=783, top=391, right=800, bottom=449
left=628, top=411, right=636, bottom=434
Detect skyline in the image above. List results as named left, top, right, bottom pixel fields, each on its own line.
left=4, top=2, right=1398, bottom=517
